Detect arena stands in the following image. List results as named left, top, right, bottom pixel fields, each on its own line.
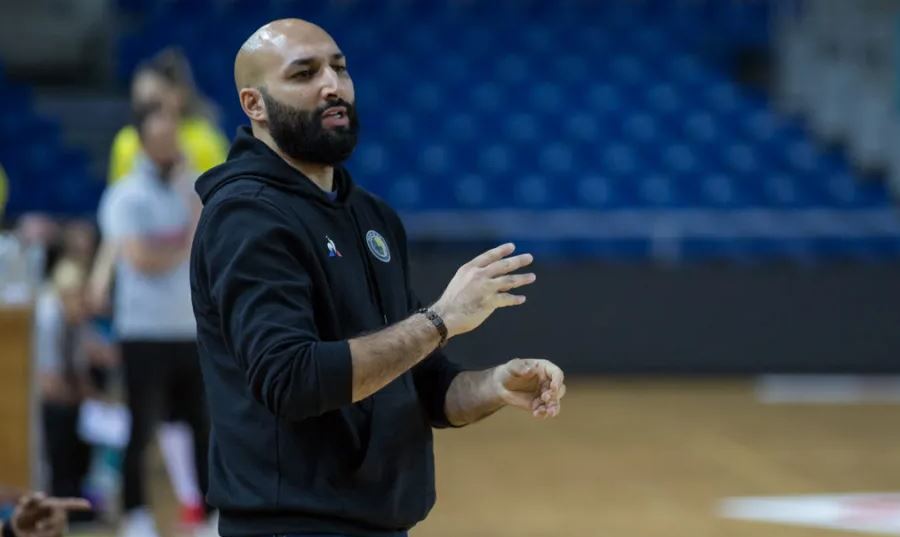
left=112, top=0, right=900, bottom=261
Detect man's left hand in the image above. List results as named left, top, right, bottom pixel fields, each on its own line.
left=493, top=358, right=566, bottom=418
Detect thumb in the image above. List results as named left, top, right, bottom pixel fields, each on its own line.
left=502, top=390, right=535, bottom=410
left=508, top=359, right=537, bottom=378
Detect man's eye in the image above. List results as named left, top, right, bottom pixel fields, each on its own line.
left=333, top=65, right=347, bottom=73
left=293, top=70, right=313, bottom=79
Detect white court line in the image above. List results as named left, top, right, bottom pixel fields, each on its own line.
left=720, top=492, right=900, bottom=535
left=756, top=375, right=900, bottom=404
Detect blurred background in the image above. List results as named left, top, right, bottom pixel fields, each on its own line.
left=1, top=0, right=900, bottom=536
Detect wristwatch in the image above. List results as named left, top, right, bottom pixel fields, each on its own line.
left=417, top=307, right=448, bottom=347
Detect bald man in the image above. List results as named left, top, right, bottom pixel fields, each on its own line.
left=190, top=19, right=566, bottom=537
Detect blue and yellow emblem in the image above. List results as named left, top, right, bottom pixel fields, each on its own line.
left=366, top=230, right=391, bottom=263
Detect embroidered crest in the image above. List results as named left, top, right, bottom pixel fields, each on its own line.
left=365, top=230, right=391, bottom=263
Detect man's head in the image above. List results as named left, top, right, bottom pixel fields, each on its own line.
left=234, top=19, right=359, bottom=166
left=134, top=102, right=181, bottom=176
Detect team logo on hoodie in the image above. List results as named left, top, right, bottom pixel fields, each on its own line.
left=326, top=236, right=342, bottom=258
left=366, top=230, right=391, bottom=263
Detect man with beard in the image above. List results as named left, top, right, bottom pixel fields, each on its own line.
left=190, top=19, right=567, bottom=537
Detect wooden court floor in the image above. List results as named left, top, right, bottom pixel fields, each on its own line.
left=130, top=378, right=900, bottom=537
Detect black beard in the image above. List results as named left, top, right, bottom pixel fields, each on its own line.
left=261, top=88, right=359, bottom=166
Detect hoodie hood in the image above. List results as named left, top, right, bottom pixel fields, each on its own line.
left=195, top=126, right=355, bottom=206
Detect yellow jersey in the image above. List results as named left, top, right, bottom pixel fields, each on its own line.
left=108, top=116, right=229, bottom=182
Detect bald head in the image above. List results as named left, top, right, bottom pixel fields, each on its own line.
left=233, top=18, right=358, bottom=168
left=234, top=18, right=337, bottom=91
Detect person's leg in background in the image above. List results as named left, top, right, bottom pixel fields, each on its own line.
left=157, top=407, right=205, bottom=526
left=42, top=401, right=94, bottom=522
left=169, top=342, right=211, bottom=520
left=120, top=341, right=165, bottom=537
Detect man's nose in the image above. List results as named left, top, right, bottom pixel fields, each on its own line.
left=320, top=66, right=341, bottom=101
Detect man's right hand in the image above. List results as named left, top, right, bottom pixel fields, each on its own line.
left=432, top=243, right=535, bottom=338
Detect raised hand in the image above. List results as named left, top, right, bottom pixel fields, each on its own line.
left=432, top=243, right=535, bottom=338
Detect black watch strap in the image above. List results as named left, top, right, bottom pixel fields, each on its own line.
left=417, top=307, right=448, bottom=347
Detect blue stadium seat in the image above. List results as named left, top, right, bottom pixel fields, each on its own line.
left=514, top=175, right=553, bottom=207
left=106, top=0, right=899, bottom=261
left=454, top=174, right=492, bottom=209
left=477, top=144, right=513, bottom=177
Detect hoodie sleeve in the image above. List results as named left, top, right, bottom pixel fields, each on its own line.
left=199, top=196, right=352, bottom=421
left=388, top=206, right=467, bottom=429
left=410, top=315, right=466, bottom=429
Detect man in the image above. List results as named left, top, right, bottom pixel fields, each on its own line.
left=190, top=18, right=567, bottom=537
left=97, top=103, right=208, bottom=537
left=1, top=493, right=90, bottom=537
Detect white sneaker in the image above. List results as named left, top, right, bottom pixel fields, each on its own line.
left=120, top=508, right=160, bottom=537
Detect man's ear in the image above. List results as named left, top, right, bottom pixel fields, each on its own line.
left=239, top=87, right=267, bottom=123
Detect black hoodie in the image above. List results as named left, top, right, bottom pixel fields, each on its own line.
left=190, top=127, right=464, bottom=537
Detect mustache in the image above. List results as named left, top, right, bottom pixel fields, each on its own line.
left=314, top=99, right=356, bottom=119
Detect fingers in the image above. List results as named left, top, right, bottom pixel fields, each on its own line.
left=32, top=502, right=71, bottom=537
left=16, top=492, right=47, bottom=524
left=493, top=272, right=536, bottom=292
left=508, top=358, right=536, bottom=377
left=533, top=395, right=561, bottom=418
left=483, top=252, right=534, bottom=278
left=493, top=293, right=527, bottom=308
left=531, top=396, right=559, bottom=419
left=500, top=366, right=566, bottom=419
left=32, top=519, right=67, bottom=537
left=468, top=242, right=516, bottom=269
left=545, top=362, right=565, bottom=392
left=27, top=527, right=57, bottom=537
left=514, top=359, right=566, bottom=419
left=41, top=498, right=91, bottom=512
left=504, top=390, right=536, bottom=411
left=530, top=361, right=564, bottom=394
left=35, top=513, right=64, bottom=532
left=19, top=492, right=46, bottom=507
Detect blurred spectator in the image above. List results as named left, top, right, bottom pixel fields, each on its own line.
left=56, top=220, right=118, bottom=389
left=107, top=48, right=228, bottom=183
left=14, top=214, right=60, bottom=288
left=97, top=102, right=208, bottom=537
left=58, top=220, right=98, bottom=276
left=96, top=50, right=220, bottom=533
left=15, top=214, right=59, bottom=248
left=34, top=254, right=109, bottom=523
